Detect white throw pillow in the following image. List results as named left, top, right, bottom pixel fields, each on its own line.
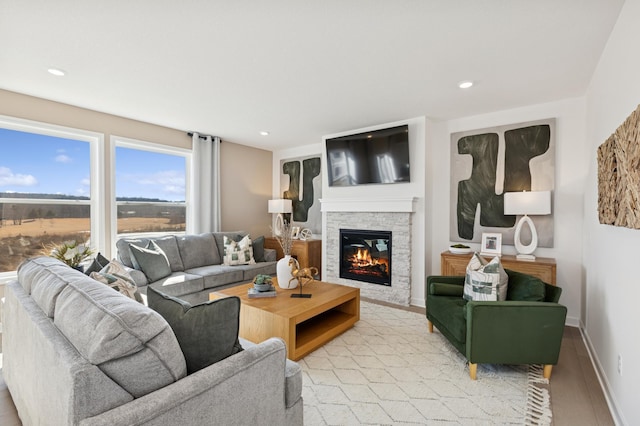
left=223, top=235, right=256, bottom=266
left=463, top=253, right=508, bottom=301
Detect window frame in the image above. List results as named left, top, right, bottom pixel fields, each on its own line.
left=110, top=135, right=192, bottom=256
left=0, top=114, right=104, bottom=282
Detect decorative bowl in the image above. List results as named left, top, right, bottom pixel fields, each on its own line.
left=449, top=245, right=472, bottom=254
left=253, top=283, right=272, bottom=292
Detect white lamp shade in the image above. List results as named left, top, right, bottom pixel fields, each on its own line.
left=268, top=199, right=292, bottom=214
left=503, top=191, right=551, bottom=216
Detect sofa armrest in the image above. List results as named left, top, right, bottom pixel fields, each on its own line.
left=240, top=337, right=302, bottom=408
left=264, top=248, right=277, bottom=262
left=80, top=338, right=302, bottom=426
left=465, top=301, right=567, bottom=365
left=426, top=275, right=464, bottom=296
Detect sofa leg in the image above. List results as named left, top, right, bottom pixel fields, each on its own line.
left=469, top=363, right=477, bottom=380
left=427, top=320, right=433, bottom=333
left=543, top=364, right=553, bottom=379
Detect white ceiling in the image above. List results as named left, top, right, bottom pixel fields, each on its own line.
left=0, top=1, right=624, bottom=151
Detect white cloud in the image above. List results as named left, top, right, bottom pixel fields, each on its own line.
left=0, top=166, right=37, bottom=187
left=163, top=185, right=184, bottom=194
left=135, top=171, right=185, bottom=195
left=138, top=170, right=184, bottom=187
left=55, top=154, right=72, bottom=163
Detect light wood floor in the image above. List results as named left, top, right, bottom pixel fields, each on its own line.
left=0, top=306, right=615, bottom=425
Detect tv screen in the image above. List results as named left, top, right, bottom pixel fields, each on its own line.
left=325, top=125, right=410, bottom=187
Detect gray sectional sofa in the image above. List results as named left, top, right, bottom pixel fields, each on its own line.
left=2, top=256, right=303, bottom=425
left=116, top=231, right=277, bottom=304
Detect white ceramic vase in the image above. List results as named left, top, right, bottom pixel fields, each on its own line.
left=277, top=255, right=299, bottom=289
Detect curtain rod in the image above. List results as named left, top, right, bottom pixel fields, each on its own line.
left=187, top=132, right=221, bottom=140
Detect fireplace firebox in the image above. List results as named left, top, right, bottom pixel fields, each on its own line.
left=339, top=229, right=391, bottom=286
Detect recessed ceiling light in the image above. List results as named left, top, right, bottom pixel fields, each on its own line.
left=458, top=80, right=473, bottom=89
left=47, top=68, right=66, bottom=77
left=259, top=131, right=270, bottom=136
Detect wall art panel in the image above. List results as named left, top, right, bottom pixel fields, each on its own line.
left=280, top=155, right=322, bottom=235
left=597, top=104, right=640, bottom=229
left=450, top=118, right=555, bottom=246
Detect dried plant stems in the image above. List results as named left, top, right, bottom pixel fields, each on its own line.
left=275, top=220, right=294, bottom=255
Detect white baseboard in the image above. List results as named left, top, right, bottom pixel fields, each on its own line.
left=410, top=297, right=426, bottom=308
left=579, top=322, right=625, bottom=426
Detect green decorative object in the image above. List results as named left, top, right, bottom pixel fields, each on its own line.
left=253, top=274, right=273, bottom=292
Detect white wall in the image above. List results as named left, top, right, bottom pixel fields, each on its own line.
left=583, top=0, right=640, bottom=424
left=430, top=98, right=587, bottom=327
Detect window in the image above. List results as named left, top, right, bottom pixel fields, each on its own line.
left=0, top=116, right=102, bottom=277
left=112, top=137, right=189, bottom=244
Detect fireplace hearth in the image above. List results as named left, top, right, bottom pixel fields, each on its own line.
left=339, top=229, right=391, bottom=286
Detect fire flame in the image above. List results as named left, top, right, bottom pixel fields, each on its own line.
left=348, top=248, right=388, bottom=270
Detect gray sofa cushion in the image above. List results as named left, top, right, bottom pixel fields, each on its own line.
left=117, top=236, right=184, bottom=272
left=84, top=252, right=110, bottom=276
left=17, top=256, right=83, bottom=317
left=177, top=233, right=221, bottom=269
left=53, top=275, right=187, bottom=398
left=185, top=265, right=244, bottom=289
left=130, top=241, right=172, bottom=282
left=148, top=272, right=205, bottom=296
left=147, top=287, right=244, bottom=374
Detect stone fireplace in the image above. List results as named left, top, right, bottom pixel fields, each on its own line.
left=322, top=198, right=415, bottom=306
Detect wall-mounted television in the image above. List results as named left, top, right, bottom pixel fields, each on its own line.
left=325, top=124, right=410, bottom=187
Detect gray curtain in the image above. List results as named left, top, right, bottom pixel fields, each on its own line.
left=191, top=133, right=221, bottom=232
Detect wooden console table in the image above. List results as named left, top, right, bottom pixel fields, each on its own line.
left=440, top=251, right=556, bottom=285
left=264, top=237, right=322, bottom=278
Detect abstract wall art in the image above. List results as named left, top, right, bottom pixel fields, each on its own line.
left=598, top=104, right=640, bottom=229
left=450, top=118, right=555, bottom=246
left=280, top=155, right=322, bottom=235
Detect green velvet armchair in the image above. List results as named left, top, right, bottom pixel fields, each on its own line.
left=425, top=269, right=567, bottom=380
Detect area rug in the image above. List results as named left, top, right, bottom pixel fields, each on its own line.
left=299, top=301, right=552, bottom=425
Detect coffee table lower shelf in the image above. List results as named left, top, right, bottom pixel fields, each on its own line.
left=212, top=280, right=360, bottom=360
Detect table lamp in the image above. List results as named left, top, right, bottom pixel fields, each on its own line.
left=503, top=190, right=551, bottom=261
left=268, top=199, right=292, bottom=236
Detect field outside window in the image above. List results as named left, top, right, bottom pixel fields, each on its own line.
left=0, top=125, right=95, bottom=274
left=114, top=141, right=188, bottom=239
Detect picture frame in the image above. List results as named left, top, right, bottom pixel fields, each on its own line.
left=480, top=233, right=502, bottom=256
left=291, top=226, right=301, bottom=239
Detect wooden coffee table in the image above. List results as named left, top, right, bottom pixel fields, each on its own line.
left=210, top=279, right=360, bottom=360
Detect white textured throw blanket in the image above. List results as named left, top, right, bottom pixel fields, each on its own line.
left=300, top=301, right=552, bottom=425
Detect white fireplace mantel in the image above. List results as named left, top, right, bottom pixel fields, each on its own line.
left=320, top=198, right=415, bottom=213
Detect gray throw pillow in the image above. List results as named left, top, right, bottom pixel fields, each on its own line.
left=252, top=235, right=265, bottom=262
left=147, top=286, right=243, bottom=374
left=130, top=240, right=172, bottom=282
left=84, top=252, right=110, bottom=275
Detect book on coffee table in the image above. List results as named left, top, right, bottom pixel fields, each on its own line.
left=247, top=286, right=276, bottom=298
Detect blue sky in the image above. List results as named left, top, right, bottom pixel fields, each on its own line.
left=0, top=128, right=186, bottom=201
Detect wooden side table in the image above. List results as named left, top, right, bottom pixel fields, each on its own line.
left=440, top=251, right=556, bottom=285
left=264, top=237, right=322, bottom=278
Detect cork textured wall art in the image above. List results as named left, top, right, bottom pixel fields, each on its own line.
left=597, top=104, right=640, bottom=229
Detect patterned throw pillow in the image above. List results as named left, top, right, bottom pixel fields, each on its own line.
left=90, top=260, right=140, bottom=301
left=223, top=235, right=256, bottom=266
left=463, top=253, right=508, bottom=301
